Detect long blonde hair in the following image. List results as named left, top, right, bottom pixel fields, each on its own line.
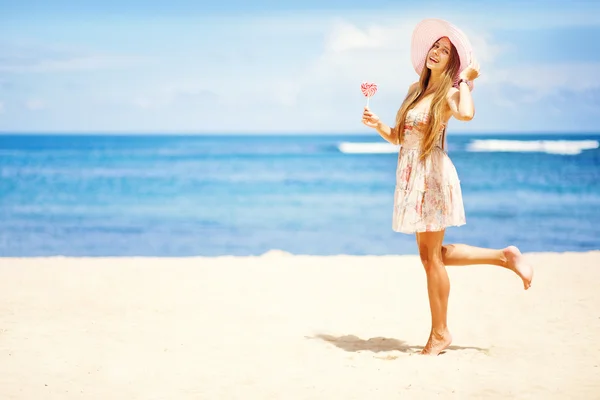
left=394, top=38, right=460, bottom=160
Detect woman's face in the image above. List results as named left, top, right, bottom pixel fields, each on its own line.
left=425, top=37, right=452, bottom=73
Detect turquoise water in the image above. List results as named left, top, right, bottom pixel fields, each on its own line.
left=1, top=133, right=599, bottom=256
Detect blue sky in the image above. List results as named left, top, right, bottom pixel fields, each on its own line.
left=1, top=0, right=600, bottom=134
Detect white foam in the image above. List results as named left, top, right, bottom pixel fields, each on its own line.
left=338, top=142, right=399, bottom=154
left=466, top=140, right=599, bottom=155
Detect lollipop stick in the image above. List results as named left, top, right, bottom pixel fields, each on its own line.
left=366, top=96, right=370, bottom=107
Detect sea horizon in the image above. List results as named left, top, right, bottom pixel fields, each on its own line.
left=2, top=131, right=600, bottom=136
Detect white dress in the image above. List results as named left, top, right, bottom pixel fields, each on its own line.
left=392, top=108, right=466, bottom=233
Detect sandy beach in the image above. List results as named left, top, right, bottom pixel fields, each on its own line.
left=1, top=251, right=599, bottom=399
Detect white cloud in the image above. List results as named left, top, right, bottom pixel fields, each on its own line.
left=132, top=85, right=220, bottom=110
left=324, top=19, right=408, bottom=53
left=491, top=63, right=600, bottom=93
left=0, top=41, right=147, bottom=73
left=25, top=99, right=46, bottom=110
left=0, top=54, right=145, bottom=73
left=482, top=62, right=600, bottom=109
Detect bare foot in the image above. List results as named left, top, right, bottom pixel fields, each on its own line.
left=420, top=329, right=452, bottom=356
left=503, top=245, right=534, bottom=290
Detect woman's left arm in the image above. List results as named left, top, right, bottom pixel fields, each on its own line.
left=446, top=58, right=480, bottom=121
left=446, top=82, right=475, bottom=121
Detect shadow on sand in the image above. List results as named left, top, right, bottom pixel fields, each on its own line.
left=307, top=333, right=490, bottom=355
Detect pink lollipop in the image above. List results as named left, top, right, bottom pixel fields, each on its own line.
left=360, top=82, right=378, bottom=106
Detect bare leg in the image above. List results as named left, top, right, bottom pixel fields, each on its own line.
left=417, top=230, right=452, bottom=356
left=441, top=244, right=533, bottom=290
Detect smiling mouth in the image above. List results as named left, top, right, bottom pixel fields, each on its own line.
left=429, top=57, right=439, bottom=63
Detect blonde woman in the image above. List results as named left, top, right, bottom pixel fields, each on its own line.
left=361, top=18, right=533, bottom=356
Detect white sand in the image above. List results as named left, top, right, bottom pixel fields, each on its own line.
left=1, top=251, right=599, bottom=399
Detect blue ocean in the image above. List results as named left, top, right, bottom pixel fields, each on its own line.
left=1, top=133, right=599, bottom=257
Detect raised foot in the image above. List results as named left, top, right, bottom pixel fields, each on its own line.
left=504, top=245, right=534, bottom=290
left=420, top=329, right=452, bottom=356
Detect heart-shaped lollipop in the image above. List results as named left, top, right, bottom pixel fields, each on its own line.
left=360, top=82, right=378, bottom=106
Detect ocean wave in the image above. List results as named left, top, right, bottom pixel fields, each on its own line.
left=466, top=140, right=599, bottom=155
left=337, top=142, right=399, bottom=154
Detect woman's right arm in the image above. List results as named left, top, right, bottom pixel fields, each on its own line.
left=375, top=121, right=399, bottom=145
left=362, top=108, right=398, bottom=145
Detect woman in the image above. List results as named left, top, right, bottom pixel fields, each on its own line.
left=361, top=18, right=534, bottom=356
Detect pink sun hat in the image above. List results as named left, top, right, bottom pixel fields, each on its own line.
left=411, top=18, right=475, bottom=90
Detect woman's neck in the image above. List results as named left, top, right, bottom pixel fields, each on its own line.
left=426, top=70, right=443, bottom=92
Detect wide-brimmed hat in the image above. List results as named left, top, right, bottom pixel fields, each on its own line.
left=411, top=18, right=475, bottom=90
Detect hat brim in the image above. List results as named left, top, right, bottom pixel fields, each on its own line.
left=411, top=18, right=474, bottom=90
